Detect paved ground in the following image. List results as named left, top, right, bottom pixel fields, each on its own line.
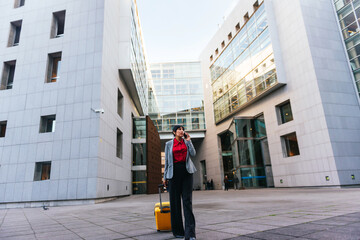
left=1, top=188, right=360, bottom=240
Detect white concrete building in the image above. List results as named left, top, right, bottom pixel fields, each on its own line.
left=195, top=0, right=360, bottom=189
left=0, top=0, right=150, bottom=206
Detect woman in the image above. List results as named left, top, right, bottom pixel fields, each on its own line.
left=163, top=125, right=197, bottom=240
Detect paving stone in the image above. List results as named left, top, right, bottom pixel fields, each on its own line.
left=134, top=232, right=173, bottom=240
left=229, top=237, right=259, bottom=240
left=122, top=228, right=157, bottom=237
left=0, top=235, right=37, bottom=240
left=196, top=230, right=237, bottom=240
left=304, top=231, right=360, bottom=240
left=1, top=189, right=360, bottom=240
left=244, top=232, right=297, bottom=240
left=218, top=227, right=256, bottom=235
left=83, top=232, right=128, bottom=240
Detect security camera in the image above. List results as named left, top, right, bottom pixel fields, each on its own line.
left=91, top=108, right=105, bottom=114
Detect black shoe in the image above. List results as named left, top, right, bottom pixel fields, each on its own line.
left=173, top=235, right=184, bottom=238
left=185, top=237, right=196, bottom=240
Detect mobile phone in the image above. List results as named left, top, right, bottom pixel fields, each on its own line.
left=184, top=132, right=188, bottom=139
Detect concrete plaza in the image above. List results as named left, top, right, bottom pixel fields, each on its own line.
left=1, top=188, right=360, bottom=240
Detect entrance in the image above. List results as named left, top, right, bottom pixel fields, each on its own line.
left=222, top=114, right=274, bottom=188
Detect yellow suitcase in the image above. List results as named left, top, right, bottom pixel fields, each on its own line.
left=154, top=184, right=171, bottom=231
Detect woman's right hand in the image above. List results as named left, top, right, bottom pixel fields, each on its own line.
left=163, top=179, right=168, bottom=188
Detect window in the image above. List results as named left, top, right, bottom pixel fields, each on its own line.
left=118, top=89, right=124, bottom=118
left=253, top=0, right=259, bottom=11
left=8, top=20, right=22, bottom=47
left=210, top=55, right=213, bottom=61
left=1, top=60, right=16, bottom=90
left=34, top=162, right=51, bottom=181
left=221, top=41, right=225, bottom=49
left=151, top=70, right=161, bottom=78
left=116, top=128, right=123, bottom=158
left=39, top=115, right=56, bottom=133
left=14, top=0, right=25, bottom=8
left=46, top=52, right=61, bottom=83
left=281, top=132, right=300, bottom=157
left=244, top=12, right=250, bottom=22
left=133, top=143, right=146, bottom=166
left=235, top=23, right=240, bottom=32
left=228, top=32, right=232, bottom=40
left=0, top=121, right=7, bottom=137
left=51, top=10, right=66, bottom=38
left=215, top=48, right=219, bottom=55
left=277, top=100, right=293, bottom=124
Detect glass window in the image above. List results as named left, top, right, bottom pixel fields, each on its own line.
left=133, top=143, right=146, bottom=166
left=51, top=10, right=66, bottom=38
left=116, top=128, right=123, bottom=158
left=46, top=52, right=62, bottom=83
left=354, top=0, right=360, bottom=9
left=8, top=20, right=22, bottom=47
left=240, top=167, right=267, bottom=187
left=278, top=101, right=294, bottom=124
left=340, top=12, right=355, bottom=28
left=335, top=0, right=353, bottom=11
left=338, top=3, right=353, bottom=19
left=350, top=55, right=360, bottom=70
left=132, top=170, right=146, bottom=194
left=0, top=121, right=7, bottom=137
left=117, top=89, right=124, bottom=118
left=345, top=33, right=360, bottom=49
left=355, top=80, right=360, bottom=92
left=33, top=162, right=51, bottom=181
left=1, top=60, right=16, bottom=90
left=282, top=132, right=300, bottom=157
left=347, top=42, right=360, bottom=58
left=14, top=0, right=25, bottom=8
left=39, top=115, right=56, bottom=133
left=133, top=118, right=146, bottom=139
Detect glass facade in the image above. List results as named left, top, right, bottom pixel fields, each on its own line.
left=210, top=3, right=278, bottom=123
left=334, top=0, right=360, bottom=95
left=132, top=117, right=147, bottom=194
left=132, top=170, right=146, bottom=194
left=130, top=2, right=148, bottom=115
left=133, top=117, right=146, bottom=139
left=222, top=115, right=273, bottom=188
left=149, top=62, right=205, bottom=132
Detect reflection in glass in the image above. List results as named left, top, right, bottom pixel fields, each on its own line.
left=210, top=2, right=279, bottom=123
left=149, top=62, right=205, bottom=131
left=133, top=118, right=146, bottom=139
left=132, top=171, right=146, bottom=194
left=133, top=143, right=146, bottom=166
left=282, top=132, right=300, bottom=157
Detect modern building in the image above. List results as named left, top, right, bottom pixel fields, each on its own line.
left=149, top=62, right=206, bottom=181
left=195, top=0, right=360, bottom=189
left=334, top=0, right=360, bottom=96
left=0, top=0, right=160, bottom=207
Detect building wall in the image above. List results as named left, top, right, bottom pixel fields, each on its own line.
left=198, top=0, right=360, bottom=188
left=299, top=0, right=360, bottom=185
left=0, top=0, right=145, bottom=204
left=0, top=0, right=104, bottom=202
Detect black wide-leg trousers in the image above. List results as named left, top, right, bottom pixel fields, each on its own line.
left=168, top=162, right=196, bottom=238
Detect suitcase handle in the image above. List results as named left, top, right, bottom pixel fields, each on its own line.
left=158, top=184, right=165, bottom=212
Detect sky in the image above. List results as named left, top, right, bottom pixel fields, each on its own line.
left=136, top=0, right=238, bottom=63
